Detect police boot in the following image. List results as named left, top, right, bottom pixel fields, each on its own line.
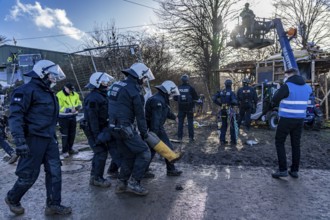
left=143, top=171, right=155, bottom=179
left=89, top=175, right=95, bottom=185
left=167, top=169, right=183, bottom=176
left=271, top=170, right=288, bottom=178
left=68, top=149, right=79, bottom=155
left=45, top=204, right=72, bottom=216
left=115, top=179, right=127, bottom=194
left=5, top=197, right=25, bottom=215
left=107, top=163, right=119, bottom=179
left=90, top=176, right=111, bottom=188
left=220, top=140, right=228, bottom=145
left=127, top=178, right=149, bottom=196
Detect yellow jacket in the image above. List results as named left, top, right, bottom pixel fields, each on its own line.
left=56, top=89, right=82, bottom=116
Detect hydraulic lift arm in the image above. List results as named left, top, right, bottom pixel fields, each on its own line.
left=267, top=18, right=300, bottom=75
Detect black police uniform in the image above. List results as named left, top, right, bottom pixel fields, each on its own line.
left=212, top=85, right=238, bottom=144
left=108, top=77, right=151, bottom=182
left=175, top=82, right=198, bottom=141
left=237, top=84, right=257, bottom=129
left=83, top=88, right=109, bottom=181
left=145, top=91, right=177, bottom=172
left=7, top=78, right=62, bottom=207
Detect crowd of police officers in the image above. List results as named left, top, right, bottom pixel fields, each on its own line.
left=3, top=58, right=311, bottom=216
left=212, top=78, right=257, bottom=145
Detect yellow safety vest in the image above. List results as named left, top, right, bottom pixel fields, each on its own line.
left=56, top=90, right=82, bottom=114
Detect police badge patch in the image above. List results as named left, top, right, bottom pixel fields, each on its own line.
left=13, top=93, right=23, bottom=102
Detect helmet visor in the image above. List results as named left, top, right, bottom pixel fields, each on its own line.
left=162, top=80, right=179, bottom=96
left=99, top=73, right=114, bottom=87
left=47, top=64, right=66, bottom=82
left=169, top=86, right=180, bottom=96
left=142, top=68, right=155, bottom=81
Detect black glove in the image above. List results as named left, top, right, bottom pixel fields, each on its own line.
left=16, top=144, right=30, bottom=158
left=141, top=132, right=149, bottom=140
left=96, top=128, right=112, bottom=144
left=270, top=102, right=276, bottom=109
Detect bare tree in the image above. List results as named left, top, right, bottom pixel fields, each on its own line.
left=119, top=30, right=179, bottom=85
left=273, top=0, right=330, bottom=48
left=0, top=35, right=8, bottom=45
left=156, top=0, right=238, bottom=95
left=82, top=22, right=178, bottom=85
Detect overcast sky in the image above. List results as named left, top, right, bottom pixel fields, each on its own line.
left=1, top=0, right=274, bottom=53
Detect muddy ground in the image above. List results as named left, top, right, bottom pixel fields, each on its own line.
left=1, top=114, right=330, bottom=219
left=165, top=114, right=330, bottom=170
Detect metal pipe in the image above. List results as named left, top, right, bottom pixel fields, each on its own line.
left=88, top=50, right=97, bottom=72
left=67, top=55, right=84, bottom=99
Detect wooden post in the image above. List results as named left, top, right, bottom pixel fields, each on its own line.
left=311, top=59, right=315, bottom=90
left=325, top=72, right=329, bottom=120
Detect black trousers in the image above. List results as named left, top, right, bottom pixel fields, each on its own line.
left=275, top=117, right=304, bottom=172
left=90, top=142, right=108, bottom=180
left=59, top=117, right=77, bottom=153
left=7, top=135, right=62, bottom=206
left=238, top=106, right=252, bottom=129
left=116, top=131, right=151, bottom=181
left=177, top=111, right=194, bottom=140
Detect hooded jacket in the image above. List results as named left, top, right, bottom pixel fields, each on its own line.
left=272, top=75, right=312, bottom=118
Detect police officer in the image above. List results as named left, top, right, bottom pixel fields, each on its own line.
left=0, top=116, right=18, bottom=164
left=271, top=68, right=312, bottom=179
left=237, top=78, right=258, bottom=130
left=145, top=80, right=182, bottom=177
left=212, top=79, right=238, bottom=145
left=174, top=74, right=199, bottom=142
left=108, top=62, right=154, bottom=196
left=83, top=72, right=113, bottom=188
left=239, top=3, right=255, bottom=37
left=106, top=85, right=123, bottom=179
left=196, top=94, right=205, bottom=115
left=5, top=60, right=72, bottom=216
left=56, top=82, right=82, bottom=158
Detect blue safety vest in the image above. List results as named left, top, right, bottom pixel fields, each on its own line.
left=279, top=82, right=312, bottom=118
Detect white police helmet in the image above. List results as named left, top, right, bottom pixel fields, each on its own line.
left=32, top=60, right=66, bottom=82
left=155, top=80, right=180, bottom=96
left=121, top=63, right=155, bottom=81
left=88, top=72, right=114, bottom=88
